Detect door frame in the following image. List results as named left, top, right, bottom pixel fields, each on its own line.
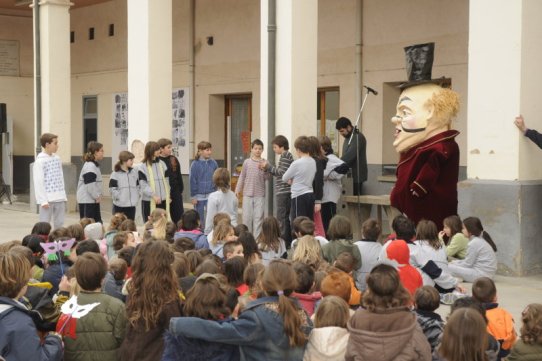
left=224, top=94, right=252, bottom=171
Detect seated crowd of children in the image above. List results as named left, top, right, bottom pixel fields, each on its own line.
left=0, top=210, right=541, bottom=361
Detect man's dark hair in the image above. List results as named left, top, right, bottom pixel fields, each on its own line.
left=335, top=117, right=352, bottom=130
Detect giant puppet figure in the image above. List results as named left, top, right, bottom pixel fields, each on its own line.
left=390, top=43, right=460, bottom=228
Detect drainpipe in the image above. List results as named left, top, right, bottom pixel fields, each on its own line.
left=355, top=0, right=363, bottom=121
left=266, top=0, right=276, bottom=214
left=33, top=0, right=41, bottom=156
left=189, top=0, right=195, bottom=159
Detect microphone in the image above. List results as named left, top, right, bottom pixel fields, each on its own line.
left=363, top=86, right=378, bottom=95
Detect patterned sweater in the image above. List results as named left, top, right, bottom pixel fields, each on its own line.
left=265, top=151, right=293, bottom=195
left=235, top=158, right=270, bottom=197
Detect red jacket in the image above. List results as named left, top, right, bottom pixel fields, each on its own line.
left=390, top=130, right=460, bottom=228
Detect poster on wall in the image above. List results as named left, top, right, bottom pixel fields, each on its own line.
left=172, top=88, right=190, bottom=174
left=112, top=93, right=128, bottom=170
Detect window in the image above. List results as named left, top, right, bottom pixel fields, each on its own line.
left=317, top=88, right=340, bottom=153
left=83, top=96, right=97, bottom=152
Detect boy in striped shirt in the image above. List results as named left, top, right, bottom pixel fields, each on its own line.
left=261, top=135, right=294, bottom=247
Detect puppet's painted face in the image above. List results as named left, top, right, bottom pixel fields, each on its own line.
left=391, top=83, right=444, bottom=153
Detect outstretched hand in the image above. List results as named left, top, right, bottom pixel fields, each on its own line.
left=514, top=115, right=527, bottom=133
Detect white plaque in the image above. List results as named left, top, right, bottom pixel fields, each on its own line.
left=0, top=40, right=19, bottom=76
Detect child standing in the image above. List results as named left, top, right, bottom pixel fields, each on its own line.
left=304, top=296, right=350, bottom=361
left=257, top=216, right=287, bottom=266
left=190, top=141, right=218, bottom=232
left=120, top=241, right=183, bottom=361
left=33, top=133, right=67, bottom=229
left=109, top=151, right=139, bottom=220
left=307, top=136, right=326, bottom=237
left=320, top=136, right=346, bottom=233
left=169, top=259, right=313, bottom=361
left=77, top=141, right=104, bottom=223
left=282, top=136, right=317, bottom=222
left=472, top=277, right=517, bottom=358
left=138, top=141, right=170, bottom=223
left=205, top=168, right=238, bottom=235
left=158, top=138, right=185, bottom=225
left=235, top=139, right=270, bottom=238
left=449, top=217, right=498, bottom=282
left=262, top=135, right=294, bottom=246
left=507, top=303, right=542, bottom=360
left=346, top=264, right=431, bottom=361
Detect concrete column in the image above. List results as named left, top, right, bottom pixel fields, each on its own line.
left=261, top=0, right=317, bottom=144
left=127, top=0, right=172, bottom=144
left=461, top=0, right=542, bottom=275
left=39, top=0, right=72, bottom=161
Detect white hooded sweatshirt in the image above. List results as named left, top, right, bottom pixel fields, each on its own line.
left=303, top=326, right=349, bottom=361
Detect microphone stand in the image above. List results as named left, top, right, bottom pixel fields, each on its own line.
left=347, top=86, right=373, bottom=222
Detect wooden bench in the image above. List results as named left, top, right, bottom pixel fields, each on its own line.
left=341, top=195, right=400, bottom=239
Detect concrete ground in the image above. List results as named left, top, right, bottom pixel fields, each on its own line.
left=1, top=197, right=541, bottom=333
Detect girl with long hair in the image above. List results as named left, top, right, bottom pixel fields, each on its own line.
left=138, top=141, right=170, bottom=224
left=76, top=140, right=104, bottom=222
left=162, top=273, right=240, bottom=361
left=205, top=168, right=238, bottom=234
left=109, top=150, right=139, bottom=220
left=507, top=303, right=542, bottom=360
left=434, top=308, right=489, bottom=361
left=346, top=264, right=431, bottom=360
left=237, top=231, right=262, bottom=265
left=257, top=216, right=287, bottom=266
left=449, top=217, right=498, bottom=282
left=439, top=215, right=469, bottom=260
left=169, top=259, right=313, bottom=361
left=291, top=234, right=323, bottom=270
left=120, top=241, right=182, bottom=361
left=415, top=219, right=459, bottom=293
left=307, top=136, right=326, bottom=237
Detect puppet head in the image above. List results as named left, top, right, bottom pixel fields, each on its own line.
left=391, top=83, right=459, bottom=153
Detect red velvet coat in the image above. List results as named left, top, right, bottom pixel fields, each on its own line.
left=390, top=130, right=460, bottom=228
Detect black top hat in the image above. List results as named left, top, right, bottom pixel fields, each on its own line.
left=399, top=42, right=443, bottom=89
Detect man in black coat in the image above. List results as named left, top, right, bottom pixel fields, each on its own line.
left=335, top=117, right=368, bottom=195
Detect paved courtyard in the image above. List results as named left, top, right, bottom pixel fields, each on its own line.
left=1, top=198, right=541, bottom=332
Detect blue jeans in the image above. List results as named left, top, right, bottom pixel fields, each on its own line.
left=194, top=199, right=208, bottom=231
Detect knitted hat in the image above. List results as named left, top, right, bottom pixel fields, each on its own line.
left=84, top=223, right=104, bottom=241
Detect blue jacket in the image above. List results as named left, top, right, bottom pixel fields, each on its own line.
left=169, top=296, right=313, bottom=361
left=161, top=321, right=240, bottom=361
left=0, top=297, right=62, bottom=361
left=189, top=158, right=218, bottom=198
left=173, top=230, right=209, bottom=250
left=42, top=262, right=71, bottom=296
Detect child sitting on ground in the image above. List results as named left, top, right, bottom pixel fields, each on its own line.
left=290, top=216, right=329, bottom=250
left=224, top=256, right=249, bottom=296
left=223, top=240, right=244, bottom=260
left=169, top=259, right=313, bottom=360
left=291, top=262, right=322, bottom=316
left=354, top=218, right=382, bottom=292
left=304, top=296, right=350, bottom=361
left=346, top=264, right=431, bottom=361
left=380, top=239, right=423, bottom=296
left=207, top=213, right=231, bottom=242
left=103, top=258, right=127, bottom=302
left=162, top=273, right=240, bottom=361
left=507, top=303, right=542, bottom=360
left=472, top=276, right=517, bottom=358
left=291, top=235, right=324, bottom=270
left=333, top=252, right=362, bottom=307
left=439, top=215, right=468, bottom=260
left=0, top=248, right=63, bottom=361
left=58, top=252, right=126, bottom=360
left=174, top=210, right=209, bottom=249
left=414, top=285, right=444, bottom=353
left=322, top=215, right=361, bottom=269
left=257, top=216, right=287, bottom=266
left=210, top=223, right=237, bottom=258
